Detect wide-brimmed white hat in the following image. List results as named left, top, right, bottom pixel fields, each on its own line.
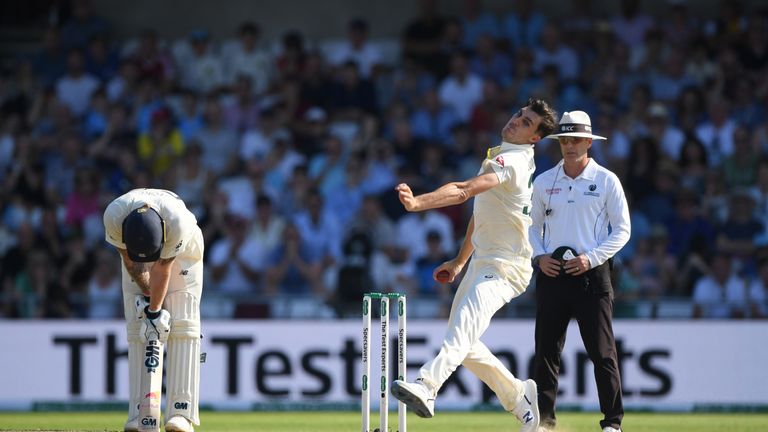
left=546, top=110, right=606, bottom=140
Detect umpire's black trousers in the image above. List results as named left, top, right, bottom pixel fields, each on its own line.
left=533, top=261, right=624, bottom=430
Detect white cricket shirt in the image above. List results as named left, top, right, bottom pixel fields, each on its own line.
left=529, top=159, right=631, bottom=268
left=472, top=142, right=535, bottom=261
left=103, top=188, right=201, bottom=260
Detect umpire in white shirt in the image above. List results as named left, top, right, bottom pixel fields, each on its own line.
left=528, top=111, right=631, bottom=432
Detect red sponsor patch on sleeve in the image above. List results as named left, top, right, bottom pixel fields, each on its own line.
left=495, top=155, right=505, bottom=167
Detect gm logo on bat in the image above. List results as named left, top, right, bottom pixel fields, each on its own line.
left=145, top=343, right=160, bottom=369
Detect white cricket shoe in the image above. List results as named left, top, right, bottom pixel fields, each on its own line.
left=165, top=415, right=194, bottom=432
left=512, top=379, right=540, bottom=432
left=391, top=379, right=435, bottom=418
left=123, top=416, right=138, bottom=432
left=602, top=427, right=621, bottom=432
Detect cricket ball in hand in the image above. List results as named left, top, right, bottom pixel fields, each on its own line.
left=436, top=270, right=450, bottom=283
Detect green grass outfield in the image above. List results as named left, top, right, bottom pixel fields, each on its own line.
left=0, top=411, right=767, bottom=431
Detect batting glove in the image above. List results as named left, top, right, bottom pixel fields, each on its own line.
left=134, top=295, right=150, bottom=320
left=141, top=307, right=171, bottom=343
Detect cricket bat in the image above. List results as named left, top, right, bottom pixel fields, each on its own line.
left=138, top=338, right=164, bottom=432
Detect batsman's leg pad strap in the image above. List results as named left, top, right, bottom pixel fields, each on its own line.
left=164, top=291, right=201, bottom=425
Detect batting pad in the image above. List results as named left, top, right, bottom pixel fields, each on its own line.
left=123, top=304, right=144, bottom=421
left=165, top=291, right=201, bottom=425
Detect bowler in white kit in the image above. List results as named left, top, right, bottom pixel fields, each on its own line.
left=390, top=98, right=558, bottom=432
left=103, top=188, right=204, bottom=432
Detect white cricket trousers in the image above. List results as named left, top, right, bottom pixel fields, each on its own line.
left=419, top=256, right=532, bottom=411
left=122, top=227, right=204, bottom=425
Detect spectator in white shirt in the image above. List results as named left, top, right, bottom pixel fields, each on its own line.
left=209, top=214, right=265, bottom=295
left=610, top=0, right=655, bottom=49
left=396, top=209, right=455, bottom=264
left=55, top=49, right=100, bottom=117
left=692, top=252, right=748, bottom=319
left=222, top=21, right=274, bottom=94
left=248, top=194, right=286, bottom=255
left=328, top=18, right=383, bottom=78
left=438, top=51, right=484, bottom=122
left=178, top=30, right=224, bottom=94
left=86, top=248, right=122, bottom=319
left=533, top=24, right=579, bottom=81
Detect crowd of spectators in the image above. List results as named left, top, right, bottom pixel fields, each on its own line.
left=1, top=0, right=767, bottom=320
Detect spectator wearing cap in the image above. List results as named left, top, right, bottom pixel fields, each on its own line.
left=645, top=102, right=685, bottom=161
left=529, top=110, right=630, bottom=432
left=294, top=106, right=330, bottom=157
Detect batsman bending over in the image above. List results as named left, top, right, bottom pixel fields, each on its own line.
left=391, top=98, right=558, bottom=432
left=104, top=188, right=204, bottom=432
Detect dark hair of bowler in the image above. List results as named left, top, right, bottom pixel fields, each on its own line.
left=524, top=97, right=558, bottom=138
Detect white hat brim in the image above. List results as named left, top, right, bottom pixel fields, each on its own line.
left=545, top=132, right=607, bottom=140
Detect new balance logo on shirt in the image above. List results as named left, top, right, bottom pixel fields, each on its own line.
left=523, top=410, right=534, bottom=424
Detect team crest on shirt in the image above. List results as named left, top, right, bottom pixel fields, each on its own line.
left=495, top=155, right=505, bottom=167
left=584, top=184, right=600, bottom=197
